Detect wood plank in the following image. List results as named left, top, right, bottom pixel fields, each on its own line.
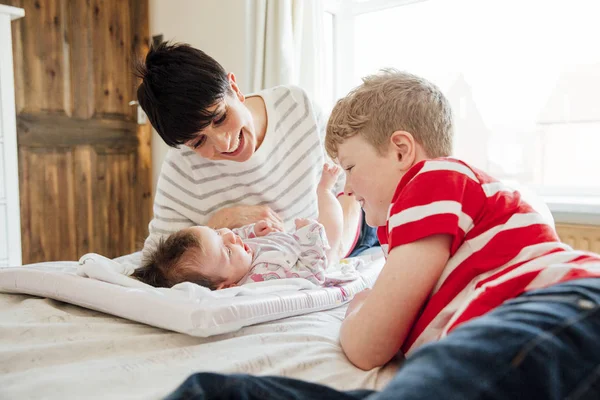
left=73, top=146, right=96, bottom=256
left=9, top=0, right=67, bottom=113
left=57, top=149, right=77, bottom=259
left=5, top=0, right=25, bottom=113
left=17, top=112, right=138, bottom=151
left=17, top=147, right=30, bottom=263
left=116, top=0, right=133, bottom=116
left=93, top=153, right=109, bottom=255
left=108, top=153, right=120, bottom=256
left=105, top=153, right=115, bottom=256
left=92, top=0, right=133, bottom=117
left=29, top=151, right=45, bottom=261
left=128, top=152, right=136, bottom=250
left=68, top=0, right=94, bottom=119
left=131, top=0, right=152, bottom=249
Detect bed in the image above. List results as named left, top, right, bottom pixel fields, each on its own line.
left=0, top=252, right=398, bottom=399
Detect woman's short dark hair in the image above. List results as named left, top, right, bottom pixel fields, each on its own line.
left=135, top=42, right=231, bottom=147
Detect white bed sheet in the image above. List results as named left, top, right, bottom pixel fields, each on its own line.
left=0, top=289, right=399, bottom=399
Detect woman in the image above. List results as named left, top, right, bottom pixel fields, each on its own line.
left=136, top=42, right=377, bottom=258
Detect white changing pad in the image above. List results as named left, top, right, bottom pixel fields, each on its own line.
left=0, top=252, right=384, bottom=337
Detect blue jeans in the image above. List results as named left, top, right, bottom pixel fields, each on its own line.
left=349, top=209, right=380, bottom=257
left=165, top=278, right=600, bottom=400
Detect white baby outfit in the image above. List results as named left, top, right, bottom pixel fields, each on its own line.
left=232, top=221, right=357, bottom=286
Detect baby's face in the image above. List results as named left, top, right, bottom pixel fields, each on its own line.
left=187, top=226, right=254, bottom=289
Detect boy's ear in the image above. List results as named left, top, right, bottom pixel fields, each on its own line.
left=390, top=130, right=416, bottom=169
left=227, top=72, right=245, bottom=102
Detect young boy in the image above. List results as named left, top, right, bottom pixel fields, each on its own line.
left=163, top=70, right=600, bottom=400
left=133, top=165, right=347, bottom=289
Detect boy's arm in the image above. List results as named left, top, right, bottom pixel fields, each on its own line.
left=340, top=233, right=451, bottom=370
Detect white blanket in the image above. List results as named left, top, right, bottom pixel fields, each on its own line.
left=0, top=288, right=399, bottom=399
left=0, top=252, right=399, bottom=399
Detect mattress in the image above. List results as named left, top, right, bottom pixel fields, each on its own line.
left=0, top=262, right=398, bottom=399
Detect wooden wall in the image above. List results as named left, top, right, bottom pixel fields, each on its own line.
left=556, top=223, right=600, bottom=253
left=2, top=0, right=152, bottom=263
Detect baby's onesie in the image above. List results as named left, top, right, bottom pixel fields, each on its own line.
left=232, top=221, right=333, bottom=285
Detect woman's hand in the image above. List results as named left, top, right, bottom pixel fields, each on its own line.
left=254, top=219, right=283, bottom=237
left=207, top=205, right=284, bottom=231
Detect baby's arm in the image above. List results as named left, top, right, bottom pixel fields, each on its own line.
left=231, top=224, right=256, bottom=240
left=233, top=220, right=283, bottom=240
left=340, top=234, right=451, bottom=370
left=245, top=222, right=329, bottom=285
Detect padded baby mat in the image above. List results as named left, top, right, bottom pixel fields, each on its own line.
left=0, top=252, right=384, bottom=337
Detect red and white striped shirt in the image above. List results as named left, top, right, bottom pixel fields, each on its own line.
left=377, top=158, right=600, bottom=355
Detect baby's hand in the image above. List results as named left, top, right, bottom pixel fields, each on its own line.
left=318, top=163, right=341, bottom=192
left=294, top=217, right=313, bottom=230
left=254, top=219, right=282, bottom=237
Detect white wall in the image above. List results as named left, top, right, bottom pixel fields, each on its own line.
left=148, top=0, right=253, bottom=192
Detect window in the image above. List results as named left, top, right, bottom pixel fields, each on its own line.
left=327, top=0, right=600, bottom=213
left=322, top=10, right=336, bottom=110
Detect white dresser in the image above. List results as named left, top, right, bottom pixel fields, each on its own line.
left=0, top=5, right=24, bottom=267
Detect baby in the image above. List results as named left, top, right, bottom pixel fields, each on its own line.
left=133, top=164, right=345, bottom=290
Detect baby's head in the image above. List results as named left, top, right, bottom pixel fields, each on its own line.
left=133, top=226, right=253, bottom=290
left=325, top=70, right=454, bottom=227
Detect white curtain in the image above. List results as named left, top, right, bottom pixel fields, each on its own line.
left=250, top=0, right=326, bottom=107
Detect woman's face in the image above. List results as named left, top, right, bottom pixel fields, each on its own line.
left=184, top=76, right=258, bottom=162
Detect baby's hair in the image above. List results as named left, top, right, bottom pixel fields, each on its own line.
left=133, top=229, right=221, bottom=290
left=325, top=69, right=453, bottom=160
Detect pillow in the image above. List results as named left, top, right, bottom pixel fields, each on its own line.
left=0, top=253, right=384, bottom=337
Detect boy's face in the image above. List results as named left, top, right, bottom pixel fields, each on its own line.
left=185, top=77, right=257, bottom=162
left=337, top=135, right=405, bottom=227
left=186, top=226, right=253, bottom=288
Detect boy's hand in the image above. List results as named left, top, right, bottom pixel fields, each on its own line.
left=346, top=289, right=370, bottom=317
left=254, top=219, right=282, bottom=237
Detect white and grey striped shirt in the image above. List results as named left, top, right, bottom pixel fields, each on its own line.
left=143, top=85, right=342, bottom=256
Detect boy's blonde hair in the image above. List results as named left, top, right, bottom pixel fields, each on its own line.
left=325, top=69, right=453, bottom=159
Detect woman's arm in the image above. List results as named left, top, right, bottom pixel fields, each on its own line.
left=340, top=234, right=451, bottom=370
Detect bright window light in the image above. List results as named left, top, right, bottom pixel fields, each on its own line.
left=344, top=0, right=600, bottom=197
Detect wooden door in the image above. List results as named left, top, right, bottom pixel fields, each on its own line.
left=1, top=0, right=152, bottom=263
